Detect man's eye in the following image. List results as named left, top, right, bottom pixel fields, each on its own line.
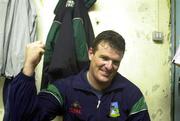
left=113, top=61, right=120, bottom=66
left=101, top=56, right=109, bottom=61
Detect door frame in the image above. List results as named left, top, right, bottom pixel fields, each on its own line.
left=171, top=0, right=180, bottom=121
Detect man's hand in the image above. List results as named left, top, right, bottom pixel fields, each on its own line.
left=23, top=41, right=45, bottom=76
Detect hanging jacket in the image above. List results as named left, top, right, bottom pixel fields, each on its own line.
left=0, top=0, right=37, bottom=77
left=41, top=0, right=96, bottom=89
left=0, top=0, right=9, bottom=75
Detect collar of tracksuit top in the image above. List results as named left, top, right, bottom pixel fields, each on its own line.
left=72, top=70, right=127, bottom=94
left=49, top=68, right=128, bottom=100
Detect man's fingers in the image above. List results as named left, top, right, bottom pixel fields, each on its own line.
left=39, top=48, right=45, bottom=55
left=36, top=41, right=45, bottom=50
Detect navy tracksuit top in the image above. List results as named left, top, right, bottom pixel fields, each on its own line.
left=9, top=68, right=151, bottom=121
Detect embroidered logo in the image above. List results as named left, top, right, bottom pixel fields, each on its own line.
left=66, top=0, right=75, bottom=7
left=69, top=101, right=81, bottom=115
left=109, top=102, right=120, bottom=117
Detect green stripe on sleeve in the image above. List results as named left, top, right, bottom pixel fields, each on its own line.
left=41, top=84, right=64, bottom=106
left=129, top=97, right=148, bottom=115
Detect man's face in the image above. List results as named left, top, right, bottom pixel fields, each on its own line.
left=88, top=42, right=124, bottom=85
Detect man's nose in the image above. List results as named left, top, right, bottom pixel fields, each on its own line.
left=105, top=60, right=113, bottom=70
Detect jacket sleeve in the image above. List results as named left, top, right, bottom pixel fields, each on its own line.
left=127, top=110, right=151, bottom=121
left=9, top=72, right=63, bottom=121
left=127, top=92, right=151, bottom=121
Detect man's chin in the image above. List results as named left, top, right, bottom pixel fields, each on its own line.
left=99, top=76, right=111, bottom=83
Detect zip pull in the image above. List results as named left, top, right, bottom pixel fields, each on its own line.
left=97, top=100, right=101, bottom=109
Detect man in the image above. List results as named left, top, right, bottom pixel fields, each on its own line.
left=9, top=30, right=151, bottom=121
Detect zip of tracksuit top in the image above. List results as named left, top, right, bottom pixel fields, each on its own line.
left=9, top=68, right=151, bottom=121
left=41, top=0, right=96, bottom=89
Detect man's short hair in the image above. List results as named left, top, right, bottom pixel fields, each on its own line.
left=92, top=30, right=126, bottom=53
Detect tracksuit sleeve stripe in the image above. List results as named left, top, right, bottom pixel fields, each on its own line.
left=129, top=97, right=148, bottom=115
left=41, top=84, right=64, bottom=106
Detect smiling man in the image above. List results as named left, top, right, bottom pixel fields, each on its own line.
left=9, top=30, right=151, bottom=121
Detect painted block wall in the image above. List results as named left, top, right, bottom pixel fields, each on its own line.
left=0, top=0, right=171, bottom=121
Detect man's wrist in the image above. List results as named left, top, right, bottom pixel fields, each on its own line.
left=22, top=64, right=35, bottom=76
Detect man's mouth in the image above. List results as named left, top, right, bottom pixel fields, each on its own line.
left=100, top=70, right=111, bottom=77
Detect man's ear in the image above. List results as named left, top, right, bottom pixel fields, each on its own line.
left=88, top=47, right=94, bottom=60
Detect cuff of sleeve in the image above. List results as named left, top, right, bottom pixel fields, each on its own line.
left=11, top=70, right=36, bottom=85
left=19, top=69, right=35, bottom=81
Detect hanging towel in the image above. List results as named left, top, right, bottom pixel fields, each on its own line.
left=41, top=0, right=96, bottom=89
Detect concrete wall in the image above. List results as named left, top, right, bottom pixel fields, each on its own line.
left=0, top=0, right=172, bottom=121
